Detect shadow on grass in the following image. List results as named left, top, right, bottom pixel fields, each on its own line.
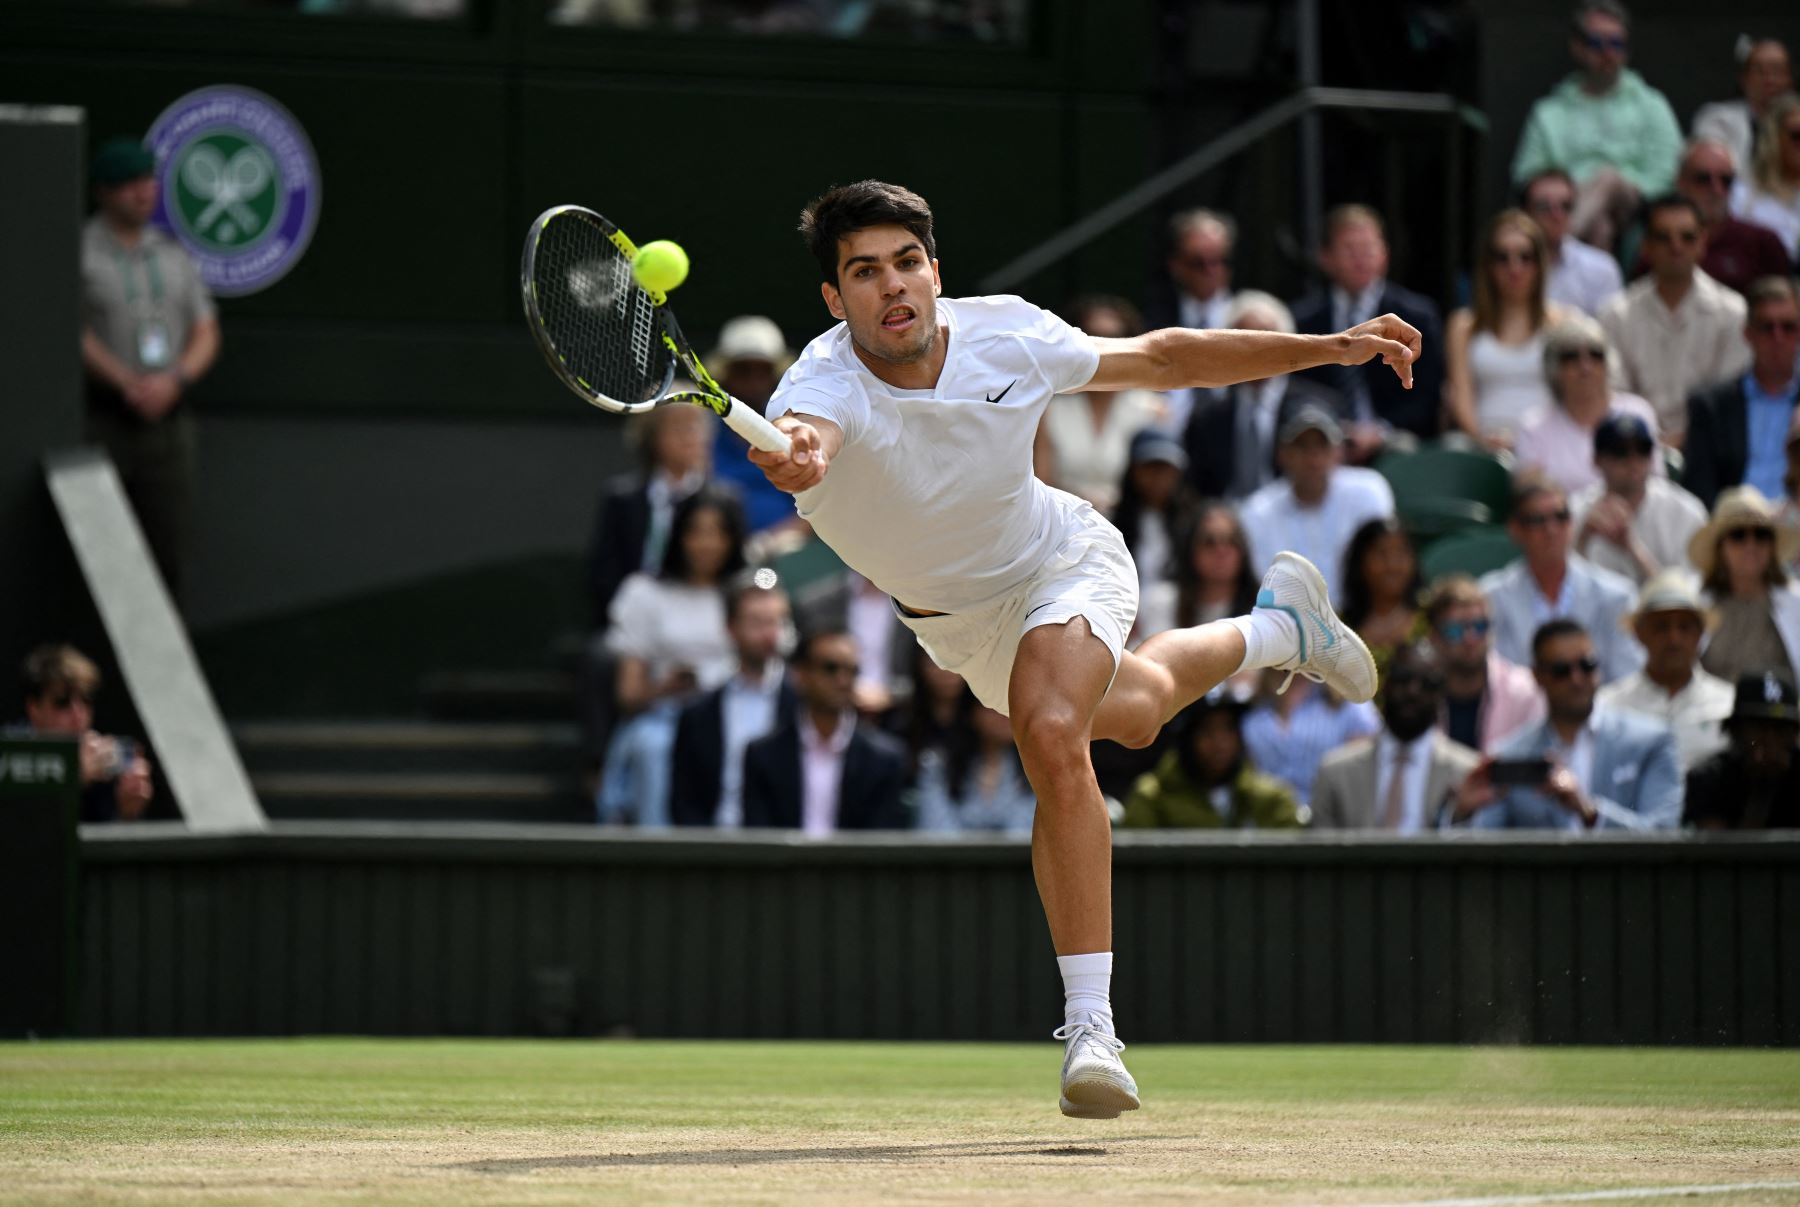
left=457, top=1135, right=1181, bottom=1171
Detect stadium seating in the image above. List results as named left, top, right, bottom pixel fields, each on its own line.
left=1418, top=525, right=1519, bottom=581
left=1377, top=445, right=1513, bottom=542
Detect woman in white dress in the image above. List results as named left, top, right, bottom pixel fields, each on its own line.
left=1445, top=209, right=1568, bottom=451
left=598, top=489, right=745, bottom=826
left=1731, top=92, right=1800, bottom=263
left=1034, top=295, right=1167, bottom=513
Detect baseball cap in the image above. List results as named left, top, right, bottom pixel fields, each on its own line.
left=1276, top=402, right=1344, bottom=446
left=1593, top=412, right=1655, bottom=457
left=91, top=137, right=154, bottom=186
left=706, top=316, right=793, bottom=373
left=1728, top=670, right=1800, bottom=726
left=1128, top=428, right=1187, bottom=470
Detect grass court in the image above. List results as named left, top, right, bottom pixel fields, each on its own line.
left=3, top=1040, right=1797, bottom=1204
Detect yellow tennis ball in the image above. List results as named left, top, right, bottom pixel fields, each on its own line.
left=632, top=240, right=689, bottom=293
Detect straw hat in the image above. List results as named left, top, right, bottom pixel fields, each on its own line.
left=1685, top=485, right=1800, bottom=579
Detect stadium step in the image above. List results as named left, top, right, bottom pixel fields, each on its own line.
left=250, top=770, right=589, bottom=824
left=419, top=669, right=576, bottom=722
left=235, top=720, right=590, bottom=823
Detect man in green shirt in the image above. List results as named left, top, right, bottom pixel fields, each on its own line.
left=79, top=137, right=221, bottom=600
left=1511, top=1, right=1681, bottom=251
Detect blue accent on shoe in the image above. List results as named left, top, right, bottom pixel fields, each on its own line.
left=1254, top=586, right=1307, bottom=662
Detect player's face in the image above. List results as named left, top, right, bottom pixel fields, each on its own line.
left=822, top=225, right=942, bottom=368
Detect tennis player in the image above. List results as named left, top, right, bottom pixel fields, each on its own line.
left=750, top=181, right=1419, bottom=1119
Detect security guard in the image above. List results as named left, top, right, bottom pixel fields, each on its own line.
left=79, top=136, right=220, bottom=600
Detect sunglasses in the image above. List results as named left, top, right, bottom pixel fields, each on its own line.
left=1599, top=440, right=1655, bottom=458
left=1489, top=248, right=1538, bottom=266
left=1515, top=508, right=1572, bottom=528
left=811, top=658, right=862, bottom=677
left=1542, top=656, right=1601, bottom=679
left=1724, top=526, right=1775, bottom=545
left=1578, top=31, right=1628, bottom=53
left=1556, top=347, right=1607, bottom=365
left=1437, top=617, right=1491, bottom=642
left=1197, top=533, right=1237, bottom=549
left=1529, top=197, right=1575, bottom=215
left=44, top=692, right=92, bottom=710
left=1684, top=169, right=1736, bottom=189
left=1180, top=254, right=1229, bottom=271
left=1751, top=319, right=1800, bottom=337
left=1647, top=228, right=1700, bottom=246
left=1387, top=669, right=1446, bottom=692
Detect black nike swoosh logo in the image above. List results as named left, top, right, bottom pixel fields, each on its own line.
left=985, top=380, right=1018, bottom=404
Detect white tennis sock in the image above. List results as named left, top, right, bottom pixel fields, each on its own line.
left=1058, top=952, right=1114, bottom=1033
left=1225, top=609, right=1300, bottom=673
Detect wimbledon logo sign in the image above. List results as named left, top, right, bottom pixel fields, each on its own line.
left=146, top=85, right=320, bottom=297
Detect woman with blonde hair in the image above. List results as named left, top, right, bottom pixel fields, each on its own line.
left=1732, top=91, right=1800, bottom=261
left=1445, top=209, right=1568, bottom=450
left=1689, top=485, right=1800, bottom=688
left=1513, top=312, right=1661, bottom=496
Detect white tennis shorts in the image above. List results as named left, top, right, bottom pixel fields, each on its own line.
left=893, top=501, right=1138, bottom=716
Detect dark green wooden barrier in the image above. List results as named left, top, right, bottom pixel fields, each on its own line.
left=75, top=826, right=1799, bottom=1045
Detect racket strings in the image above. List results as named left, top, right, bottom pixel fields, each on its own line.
left=531, top=213, right=671, bottom=405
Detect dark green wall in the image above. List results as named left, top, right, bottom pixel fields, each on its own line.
left=0, top=1, right=1159, bottom=419
left=77, top=829, right=1800, bottom=1044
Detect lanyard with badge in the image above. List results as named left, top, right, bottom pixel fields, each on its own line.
left=115, top=246, right=174, bottom=370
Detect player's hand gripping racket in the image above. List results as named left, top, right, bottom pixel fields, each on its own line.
left=520, top=205, right=792, bottom=455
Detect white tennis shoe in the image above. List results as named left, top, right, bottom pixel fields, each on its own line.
left=1256, top=550, right=1379, bottom=704
left=1054, top=1012, right=1140, bottom=1119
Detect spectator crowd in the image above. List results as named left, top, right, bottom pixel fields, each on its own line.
left=564, top=3, right=1800, bottom=837
left=57, top=4, right=1800, bottom=834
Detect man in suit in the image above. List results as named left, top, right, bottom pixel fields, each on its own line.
left=1313, top=641, right=1481, bottom=830
left=1146, top=208, right=1236, bottom=436
left=1478, top=470, right=1643, bottom=684
left=1444, top=619, right=1681, bottom=830
left=1289, top=204, right=1445, bottom=448
left=670, top=575, right=797, bottom=827
left=1684, top=276, right=1800, bottom=509
left=743, top=628, right=909, bottom=832
left=1181, top=291, right=1346, bottom=501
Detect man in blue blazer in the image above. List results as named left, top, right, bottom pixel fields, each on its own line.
left=743, top=629, right=909, bottom=832
left=1289, top=204, right=1445, bottom=444
left=1444, top=619, right=1681, bottom=830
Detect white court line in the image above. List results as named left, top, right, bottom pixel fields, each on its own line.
left=1357, top=1181, right=1800, bottom=1207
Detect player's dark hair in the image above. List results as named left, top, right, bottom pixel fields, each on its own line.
left=799, top=180, right=937, bottom=286
left=658, top=489, right=747, bottom=586
left=1531, top=617, right=1588, bottom=662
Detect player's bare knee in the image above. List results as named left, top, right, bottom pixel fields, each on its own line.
left=1011, top=706, right=1090, bottom=776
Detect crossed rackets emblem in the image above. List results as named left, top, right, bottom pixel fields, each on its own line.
left=180, top=143, right=275, bottom=241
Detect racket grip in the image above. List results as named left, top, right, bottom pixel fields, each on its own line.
left=724, top=396, right=793, bottom=456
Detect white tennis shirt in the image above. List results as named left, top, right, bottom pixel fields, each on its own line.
left=772, top=295, right=1102, bottom=613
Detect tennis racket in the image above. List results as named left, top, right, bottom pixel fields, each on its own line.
left=520, top=205, right=792, bottom=455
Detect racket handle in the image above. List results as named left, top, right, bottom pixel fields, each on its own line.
left=723, top=396, right=793, bottom=456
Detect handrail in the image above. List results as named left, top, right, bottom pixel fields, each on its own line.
left=979, top=86, right=1488, bottom=294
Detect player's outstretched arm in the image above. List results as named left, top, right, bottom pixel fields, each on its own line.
left=1085, top=313, right=1420, bottom=393
left=748, top=412, right=844, bottom=494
